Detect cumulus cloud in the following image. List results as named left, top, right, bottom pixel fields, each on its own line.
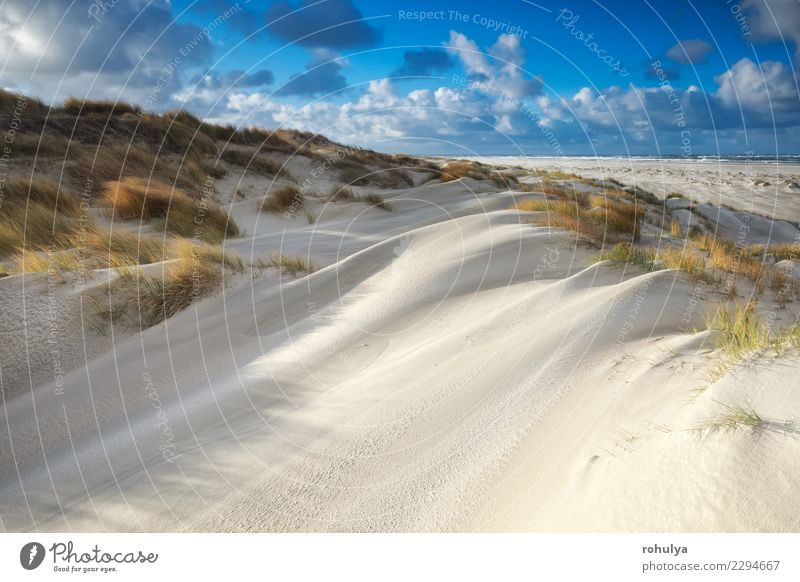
left=174, top=69, right=274, bottom=108
left=212, top=22, right=799, bottom=155
left=446, top=31, right=542, bottom=99
left=532, top=57, right=799, bottom=149
left=666, top=39, right=714, bottom=65
left=265, top=0, right=381, bottom=49
left=391, top=50, right=454, bottom=78
left=220, top=76, right=498, bottom=151
left=713, top=58, right=800, bottom=123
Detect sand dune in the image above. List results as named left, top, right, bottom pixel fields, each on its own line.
left=2, top=175, right=799, bottom=532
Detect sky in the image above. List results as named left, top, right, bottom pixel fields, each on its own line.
left=1, top=0, right=799, bottom=156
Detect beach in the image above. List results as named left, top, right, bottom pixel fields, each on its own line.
left=474, top=156, right=800, bottom=223
left=2, top=154, right=799, bottom=532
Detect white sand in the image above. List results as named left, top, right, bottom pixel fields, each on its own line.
left=473, top=156, right=800, bottom=223
left=1, top=171, right=799, bottom=532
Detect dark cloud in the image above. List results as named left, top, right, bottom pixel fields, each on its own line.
left=666, top=39, right=714, bottom=65
left=191, top=69, right=275, bottom=89
left=265, top=0, right=381, bottom=49
left=645, top=66, right=680, bottom=81
left=0, top=0, right=215, bottom=105
left=276, top=60, right=347, bottom=96
left=391, top=49, right=454, bottom=77
left=236, top=69, right=276, bottom=87
left=742, top=0, right=800, bottom=59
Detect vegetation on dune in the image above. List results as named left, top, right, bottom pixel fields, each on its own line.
left=261, top=185, right=304, bottom=213
left=0, top=178, right=84, bottom=257
left=220, top=149, right=284, bottom=177
left=768, top=242, right=800, bottom=261
left=91, top=241, right=245, bottom=329
left=696, top=402, right=782, bottom=435
left=338, top=163, right=413, bottom=189
left=0, top=88, right=426, bottom=329
left=329, top=186, right=357, bottom=201
left=14, top=228, right=170, bottom=274
left=67, top=143, right=222, bottom=192
left=360, top=193, right=393, bottom=211
left=327, top=186, right=392, bottom=211
left=101, top=178, right=240, bottom=242
left=254, top=253, right=317, bottom=276
left=533, top=170, right=583, bottom=181
left=60, top=96, right=139, bottom=116
left=439, top=160, right=514, bottom=188
left=516, top=189, right=644, bottom=243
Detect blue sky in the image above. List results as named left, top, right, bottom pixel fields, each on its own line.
left=2, top=0, right=799, bottom=155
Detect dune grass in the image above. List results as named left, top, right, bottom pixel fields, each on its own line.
left=707, top=301, right=771, bottom=362
left=14, top=228, right=173, bottom=274
left=593, top=242, right=712, bottom=283
left=439, top=160, right=511, bottom=187
left=360, top=193, right=393, bottom=211
left=220, top=149, right=283, bottom=176
left=327, top=187, right=392, bottom=211
left=255, top=253, right=317, bottom=276
left=329, top=186, right=357, bottom=201
left=0, top=178, right=84, bottom=257
left=60, top=97, right=139, bottom=116
left=535, top=170, right=583, bottom=180
left=514, top=199, right=550, bottom=212
left=261, top=185, right=304, bottom=213
left=690, top=232, right=765, bottom=281
left=336, top=158, right=414, bottom=188
left=92, top=241, right=244, bottom=329
left=68, top=144, right=159, bottom=186
left=696, top=302, right=800, bottom=392
left=101, top=178, right=239, bottom=242
left=697, top=403, right=768, bottom=434
left=593, top=242, right=657, bottom=269
left=517, top=190, right=642, bottom=243
left=769, top=242, right=800, bottom=261
left=68, top=144, right=221, bottom=191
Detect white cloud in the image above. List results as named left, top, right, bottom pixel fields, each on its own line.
left=213, top=51, right=799, bottom=155
left=714, top=58, right=800, bottom=121
left=446, top=31, right=541, bottom=100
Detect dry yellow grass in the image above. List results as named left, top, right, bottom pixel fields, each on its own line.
left=60, top=97, right=138, bottom=116
left=68, top=143, right=221, bottom=192
left=0, top=178, right=85, bottom=257
left=440, top=161, right=510, bottom=187
left=101, top=178, right=239, bottom=242
left=519, top=191, right=642, bottom=243
left=514, top=199, right=549, bottom=212
left=690, top=232, right=766, bottom=282
left=261, top=185, right=304, bottom=213
left=660, top=246, right=709, bottom=280
left=594, top=243, right=712, bottom=283
left=769, top=243, right=800, bottom=261
left=254, top=253, right=317, bottom=276
left=220, top=149, right=283, bottom=176
left=92, top=241, right=244, bottom=329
